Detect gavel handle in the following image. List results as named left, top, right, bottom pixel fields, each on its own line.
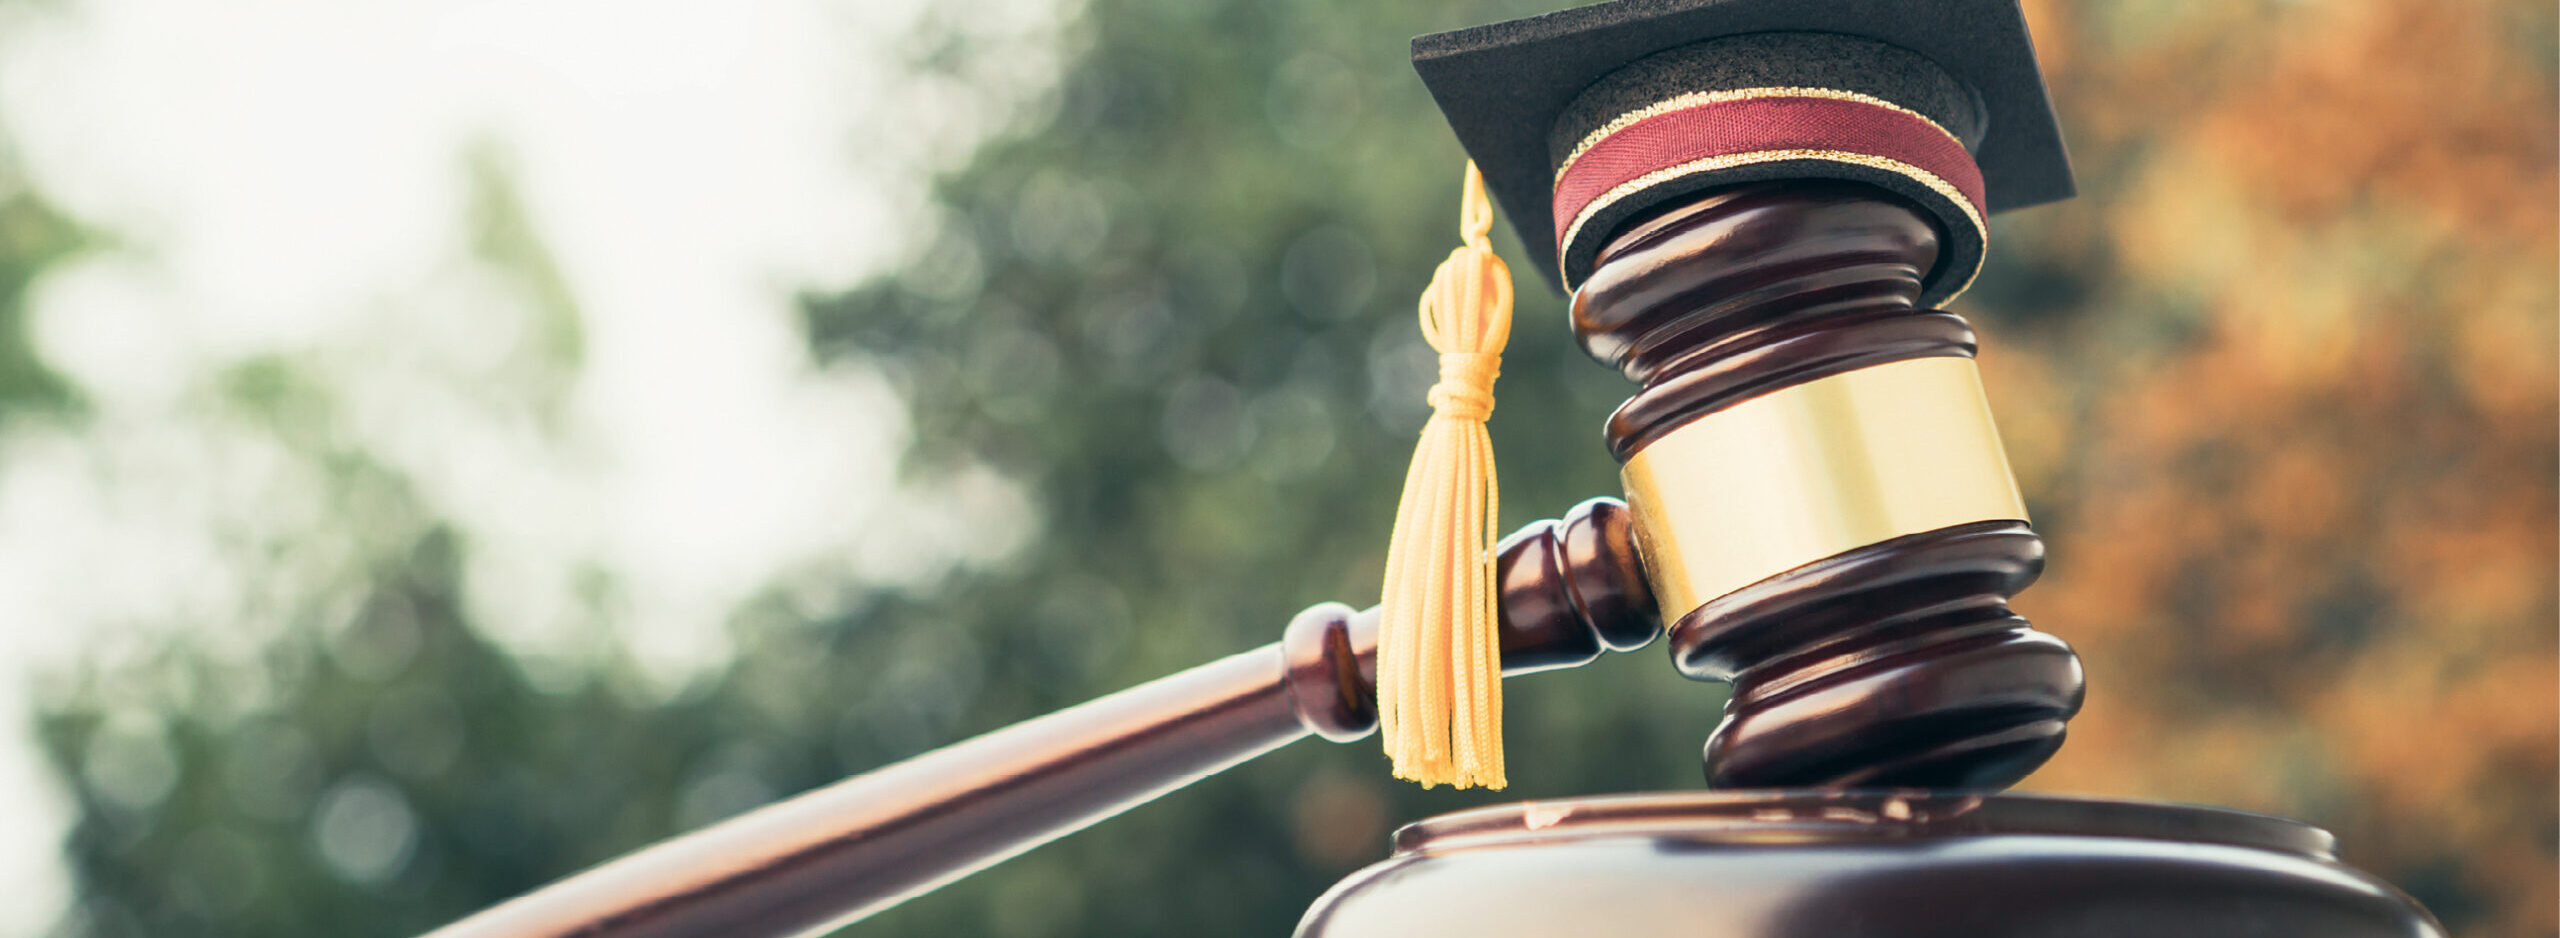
left=422, top=499, right=1654, bottom=938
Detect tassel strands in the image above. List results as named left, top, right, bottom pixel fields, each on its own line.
left=1377, top=162, right=1514, bottom=790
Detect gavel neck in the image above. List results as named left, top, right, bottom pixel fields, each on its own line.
left=1289, top=496, right=1665, bottom=740
left=416, top=498, right=1661, bottom=938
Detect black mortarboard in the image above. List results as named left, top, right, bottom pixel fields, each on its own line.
left=1412, top=0, right=2074, bottom=304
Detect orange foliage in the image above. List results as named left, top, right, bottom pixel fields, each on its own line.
left=1999, top=2, right=2555, bottom=935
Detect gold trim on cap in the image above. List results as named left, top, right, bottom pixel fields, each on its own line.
left=1621, top=356, right=2027, bottom=616
left=1552, top=86, right=1968, bottom=187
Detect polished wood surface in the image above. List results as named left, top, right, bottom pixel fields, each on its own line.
left=420, top=499, right=1656, bottom=938
left=1569, top=181, right=2083, bottom=790
left=1297, top=792, right=2446, bottom=938
left=1572, top=181, right=1972, bottom=461
left=1495, top=496, right=1661, bottom=673
left=1677, top=521, right=2079, bottom=788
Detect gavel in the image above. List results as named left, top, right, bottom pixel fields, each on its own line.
left=427, top=248, right=2087, bottom=930
left=425, top=174, right=2092, bottom=938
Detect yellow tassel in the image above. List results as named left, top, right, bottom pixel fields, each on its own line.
left=1377, top=162, right=1512, bottom=790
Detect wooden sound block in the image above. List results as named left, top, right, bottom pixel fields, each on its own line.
left=1296, top=792, right=2446, bottom=938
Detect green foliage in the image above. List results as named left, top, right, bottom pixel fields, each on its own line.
left=20, top=0, right=2556, bottom=936
left=0, top=164, right=84, bottom=418
left=31, top=1, right=1725, bottom=935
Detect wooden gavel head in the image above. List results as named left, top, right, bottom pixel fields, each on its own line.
left=1408, top=15, right=2089, bottom=792
left=1570, top=181, right=2084, bottom=791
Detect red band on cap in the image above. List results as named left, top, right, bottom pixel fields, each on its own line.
left=1552, top=95, right=1988, bottom=256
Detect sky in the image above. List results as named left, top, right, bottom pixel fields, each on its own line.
left=0, top=0, right=1073, bottom=931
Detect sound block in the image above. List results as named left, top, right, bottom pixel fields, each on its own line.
left=1296, top=791, right=2441, bottom=938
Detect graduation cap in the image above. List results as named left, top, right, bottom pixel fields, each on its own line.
left=1411, top=0, right=2075, bottom=304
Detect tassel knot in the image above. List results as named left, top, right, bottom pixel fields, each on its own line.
left=1377, top=162, right=1514, bottom=790
left=1428, top=352, right=1500, bottom=421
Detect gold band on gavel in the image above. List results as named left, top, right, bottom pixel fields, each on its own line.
left=1621, top=356, right=2028, bottom=616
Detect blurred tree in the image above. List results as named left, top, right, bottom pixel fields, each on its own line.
left=2001, top=3, right=2560, bottom=935
left=32, top=1, right=1722, bottom=935
left=0, top=158, right=82, bottom=418
left=19, top=0, right=2557, bottom=937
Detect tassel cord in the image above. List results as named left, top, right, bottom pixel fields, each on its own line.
left=1376, top=162, right=1513, bottom=790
